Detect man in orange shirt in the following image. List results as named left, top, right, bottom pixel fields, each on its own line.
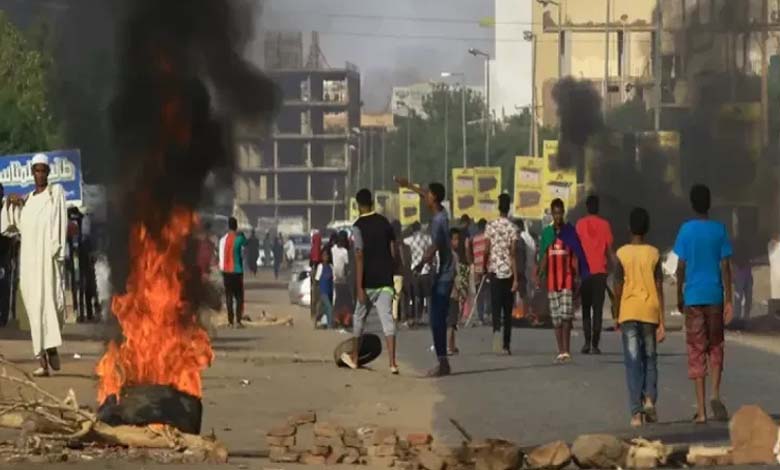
left=576, top=195, right=614, bottom=354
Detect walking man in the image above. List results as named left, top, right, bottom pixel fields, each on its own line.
left=484, top=193, right=519, bottom=355
left=470, top=219, right=490, bottom=325
left=673, top=184, right=733, bottom=423
left=396, top=177, right=454, bottom=377
left=219, top=217, right=247, bottom=328
left=272, top=234, right=283, bottom=279
left=538, top=198, right=589, bottom=364
left=245, top=230, right=260, bottom=277
left=403, top=221, right=433, bottom=326
left=342, top=189, right=400, bottom=375
left=7, top=153, right=67, bottom=376
left=576, top=195, right=614, bottom=354
left=614, top=208, right=665, bottom=428
left=263, top=232, right=272, bottom=268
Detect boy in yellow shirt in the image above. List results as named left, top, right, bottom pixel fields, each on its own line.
left=614, top=208, right=666, bottom=428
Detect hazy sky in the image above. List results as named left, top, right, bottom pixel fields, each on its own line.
left=258, top=0, right=528, bottom=111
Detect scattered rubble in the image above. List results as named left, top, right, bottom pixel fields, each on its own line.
left=729, top=404, right=779, bottom=465
left=525, top=440, right=571, bottom=469
left=571, top=434, right=629, bottom=469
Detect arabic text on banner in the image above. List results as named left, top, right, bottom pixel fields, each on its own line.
left=0, top=149, right=82, bottom=202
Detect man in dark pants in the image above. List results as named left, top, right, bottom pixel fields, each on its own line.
left=576, top=195, right=614, bottom=354
left=0, top=183, right=11, bottom=327
left=484, top=194, right=519, bottom=355
left=396, top=177, right=454, bottom=376
left=219, top=217, right=247, bottom=328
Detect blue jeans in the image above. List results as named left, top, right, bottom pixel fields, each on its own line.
left=621, top=321, right=658, bottom=416
left=430, top=279, right=453, bottom=359
left=318, top=294, right=333, bottom=327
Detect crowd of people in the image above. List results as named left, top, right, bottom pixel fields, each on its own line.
left=320, top=177, right=736, bottom=428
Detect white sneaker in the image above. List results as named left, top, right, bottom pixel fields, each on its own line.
left=340, top=353, right=358, bottom=370
left=32, top=367, right=50, bottom=377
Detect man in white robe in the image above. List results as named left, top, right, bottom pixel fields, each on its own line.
left=6, top=153, right=67, bottom=376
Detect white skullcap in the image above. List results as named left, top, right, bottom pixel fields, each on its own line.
left=31, top=153, right=49, bottom=167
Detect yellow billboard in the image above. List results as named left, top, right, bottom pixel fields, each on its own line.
left=348, top=198, right=359, bottom=221
left=399, top=189, right=421, bottom=226
left=452, top=168, right=476, bottom=220
left=514, top=156, right=544, bottom=219
left=474, top=167, right=502, bottom=221
left=542, top=140, right=578, bottom=210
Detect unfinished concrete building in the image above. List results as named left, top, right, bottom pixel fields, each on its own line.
left=235, top=32, right=361, bottom=232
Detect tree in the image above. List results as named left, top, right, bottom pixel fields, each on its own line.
left=367, top=85, right=535, bottom=199
left=0, top=12, right=61, bottom=155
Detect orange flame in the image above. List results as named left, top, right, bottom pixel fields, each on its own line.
left=95, top=208, right=213, bottom=404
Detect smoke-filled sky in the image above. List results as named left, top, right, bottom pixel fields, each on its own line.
left=257, top=0, right=511, bottom=112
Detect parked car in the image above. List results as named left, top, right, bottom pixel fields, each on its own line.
left=287, top=234, right=312, bottom=261
left=288, top=264, right=311, bottom=307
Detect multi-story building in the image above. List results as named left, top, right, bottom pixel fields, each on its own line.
left=234, top=64, right=361, bottom=232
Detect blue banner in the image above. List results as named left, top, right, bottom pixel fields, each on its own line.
left=0, top=149, right=83, bottom=202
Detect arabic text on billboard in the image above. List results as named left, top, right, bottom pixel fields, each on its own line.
left=0, top=149, right=82, bottom=202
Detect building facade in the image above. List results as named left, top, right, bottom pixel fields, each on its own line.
left=234, top=65, right=361, bottom=232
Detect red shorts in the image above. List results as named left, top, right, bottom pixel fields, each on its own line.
left=684, top=305, right=725, bottom=379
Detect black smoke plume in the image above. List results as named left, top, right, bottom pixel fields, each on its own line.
left=108, top=0, right=279, bottom=294
left=552, top=77, right=604, bottom=170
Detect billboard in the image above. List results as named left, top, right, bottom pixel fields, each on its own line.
left=542, top=141, right=577, bottom=210
left=473, top=167, right=502, bottom=221
left=452, top=168, right=476, bottom=220
left=0, top=149, right=82, bottom=202
left=514, top=156, right=544, bottom=219
left=399, top=189, right=420, bottom=226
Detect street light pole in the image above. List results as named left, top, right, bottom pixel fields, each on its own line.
left=461, top=83, right=467, bottom=168
left=469, top=48, right=492, bottom=166
left=369, top=129, right=374, bottom=192
left=442, top=71, right=467, bottom=169
left=524, top=31, right=538, bottom=157
left=406, top=112, right=411, bottom=180
left=444, top=88, right=449, bottom=195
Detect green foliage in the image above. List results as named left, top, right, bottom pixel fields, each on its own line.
left=0, top=12, right=61, bottom=155
left=364, top=86, right=535, bottom=198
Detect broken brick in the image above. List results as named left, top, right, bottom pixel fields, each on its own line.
left=300, top=452, right=327, bottom=465
left=373, top=427, right=399, bottom=445
left=266, top=425, right=296, bottom=438
left=269, top=447, right=299, bottom=463
left=314, top=421, right=344, bottom=438
left=327, top=445, right=347, bottom=465
left=265, top=435, right=295, bottom=447
left=309, top=445, right=331, bottom=457
left=368, top=445, right=398, bottom=458
left=287, top=411, right=317, bottom=426
left=343, top=448, right=361, bottom=465
left=418, top=448, right=446, bottom=470
left=407, top=433, right=433, bottom=446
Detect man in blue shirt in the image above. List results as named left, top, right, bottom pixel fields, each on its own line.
left=396, top=176, right=454, bottom=377
left=673, top=184, right=733, bottom=424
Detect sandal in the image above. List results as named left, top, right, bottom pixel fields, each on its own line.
left=390, top=365, right=399, bottom=375
left=340, top=353, right=359, bottom=370
left=553, top=354, right=565, bottom=364
left=630, top=413, right=644, bottom=428
left=710, top=399, right=729, bottom=422
left=32, top=367, right=50, bottom=377
left=692, top=413, right=707, bottom=424
left=561, top=353, right=572, bottom=363
left=643, top=401, right=658, bottom=423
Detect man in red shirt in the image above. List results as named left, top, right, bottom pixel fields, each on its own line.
left=575, top=195, right=614, bottom=354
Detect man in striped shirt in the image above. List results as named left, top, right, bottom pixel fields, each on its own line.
left=219, top=217, right=247, bottom=328
left=537, top=198, right=586, bottom=364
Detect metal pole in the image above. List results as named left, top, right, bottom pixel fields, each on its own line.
left=531, top=35, right=537, bottom=157
left=461, top=84, right=467, bottom=168
left=369, top=129, right=375, bottom=191
left=444, top=88, right=449, bottom=194
left=558, top=2, right=563, bottom=79
left=381, top=129, right=386, bottom=190
left=406, top=114, right=411, bottom=180
left=654, top=0, right=661, bottom=130
left=485, top=56, right=491, bottom=166
left=761, top=0, right=769, bottom=146
left=603, top=0, right=610, bottom=117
